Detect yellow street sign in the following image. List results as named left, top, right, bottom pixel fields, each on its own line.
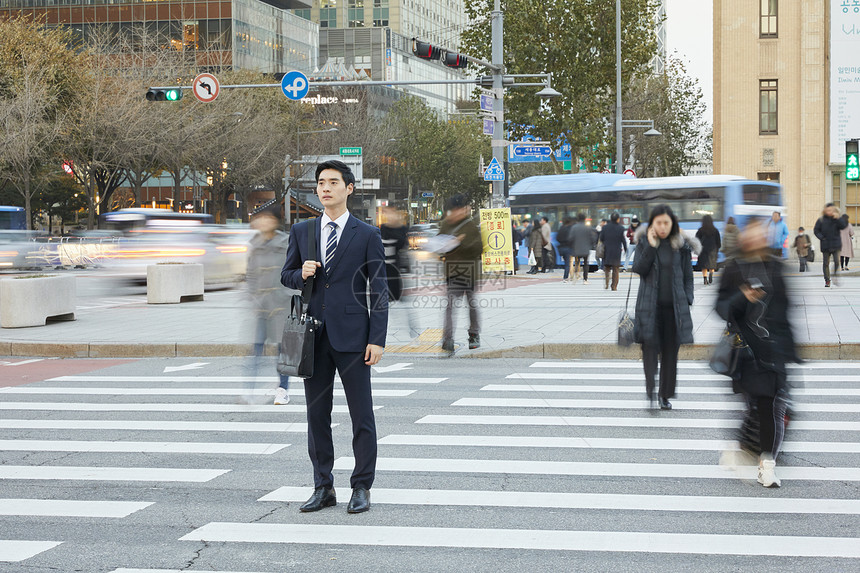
left=479, top=207, right=514, bottom=272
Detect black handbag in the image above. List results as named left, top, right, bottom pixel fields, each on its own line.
left=277, top=220, right=321, bottom=378
left=617, top=269, right=635, bottom=347
left=709, top=322, right=753, bottom=379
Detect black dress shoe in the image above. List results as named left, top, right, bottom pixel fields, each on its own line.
left=659, top=398, right=672, bottom=410
left=299, top=486, right=336, bottom=512
left=347, top=487, right=370, bottom=514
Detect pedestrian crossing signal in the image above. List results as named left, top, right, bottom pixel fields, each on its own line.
left=146, top=88, right=183, bottom=102
left=847, top=140, right=860, bottom=182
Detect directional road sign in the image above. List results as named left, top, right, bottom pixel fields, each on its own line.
left=480, top=94, right=494, bottom=112
left=281, top=70, right=310, bottom=101
left=483, top=157, right=505, bottom=181
left=340, top=147, right=362, bottom=156
left=192, top=73, right=220, bottom=103
left=421, top=192, right=434, bottom=198
left=483, top=119, right=494, bottom=136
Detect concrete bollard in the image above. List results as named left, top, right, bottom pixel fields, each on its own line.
left=146, top=263, right=204, bottom=304
left=0, top=274, right=76, bottom=328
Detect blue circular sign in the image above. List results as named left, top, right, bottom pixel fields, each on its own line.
left=281, top=70, right=310, bottom=101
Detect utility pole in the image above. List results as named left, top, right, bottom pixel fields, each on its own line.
left=615, top=0, right=623, bottom=174
left=491, top=0, right=505, bottom=208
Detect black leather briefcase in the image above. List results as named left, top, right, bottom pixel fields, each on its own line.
left=277, top=219, right=319, bottom=378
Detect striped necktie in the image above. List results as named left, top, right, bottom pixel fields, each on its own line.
left=325, top=221, right=338, bottom=274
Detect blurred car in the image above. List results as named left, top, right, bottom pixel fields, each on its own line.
left=102, top=225, right=250, bottom=287
left=407, top=223, right=439, bottom=250
left=0, top=231, right=52, bottom=270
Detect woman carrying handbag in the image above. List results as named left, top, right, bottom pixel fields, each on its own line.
left=632, top=205, right=698, bottom=410
left=715, top=218, right=800, bottom=488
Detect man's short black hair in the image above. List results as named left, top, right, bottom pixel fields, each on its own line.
left=445, top=193, right=470, bottom=211
left=799, top=227, right=805, bottom=231
left=315, top=160, right=355, bottom=188
left=610, top=213, right=620, bottom=223
left=540, top=216, right=548, bottom=223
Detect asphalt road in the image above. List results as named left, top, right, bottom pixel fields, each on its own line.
left=0, top=356, right=858, bottom=572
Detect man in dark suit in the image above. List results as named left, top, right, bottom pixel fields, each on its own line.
left=281, top=159, right=389, bottom=514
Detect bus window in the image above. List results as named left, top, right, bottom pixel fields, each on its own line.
left=743, top=184, right=781, bottom=206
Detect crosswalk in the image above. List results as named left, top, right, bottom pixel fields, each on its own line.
left=0, top=366, right=442, bottom=566
left=2, top=359, right=859, bottom=569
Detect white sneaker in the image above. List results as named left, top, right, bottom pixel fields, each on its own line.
left=583, top=280, right=589, bottom=285
left=273, top=387, right=291, bottom=405
left=757, top=456, right=781, bottom=488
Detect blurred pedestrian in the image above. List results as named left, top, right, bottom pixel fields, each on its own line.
left=633, top=205, right=697, bottom=410
left=439, top=194, right=483, bottom=353
left=840, top=214, right=854, bottom=271
left=596, top=218, right=608, bottom=271
left=527, top=217, right=544, bottom=274
left=381, top=206, right=419, bottom=338
left=722, top=217, right=740, bottom=260
left=245, top=206, right=291, bottom=405
left=695, top=214, right=721, bottom=285
left=766, top=211, right=789, bottom=258
left=599, top=213, right=627, bottom=291
left=814, top=203, right=848, bottom=287
left=539, top=216, right=553, bottom=273
left=511, top=223, right=523, bottom=274
left=624, top=217, right=641, bottom=270
left=716, top=218, right=799, bottom=488
left=556, top=216, right=575, bottom=282
left=794, top=227, right=811, bottom=272
left=571, top=213, right=596, bottom=284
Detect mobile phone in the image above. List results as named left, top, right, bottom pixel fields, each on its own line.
left=748, top=278, right=764, bottom=290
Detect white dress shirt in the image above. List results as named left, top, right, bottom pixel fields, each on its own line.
left=320, top=210, right=350, bottom=263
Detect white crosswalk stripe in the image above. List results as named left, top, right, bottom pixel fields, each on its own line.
left=0, top=540, right=63, bottom=563
left=0, top=499, right=153, bottom=517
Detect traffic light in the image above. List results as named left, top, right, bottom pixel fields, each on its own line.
left=442, top=51, right=468, bottom=69
left=412, top=39, right=441, bottom=60
left=847, top=140, right=860, bottom=181
left=145, top=88, right=183, bottom=102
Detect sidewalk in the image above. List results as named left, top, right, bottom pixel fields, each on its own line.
left=2, top=265, right=860, bottom=359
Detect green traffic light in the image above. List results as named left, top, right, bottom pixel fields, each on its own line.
left=165, top=89, right=181, bottom=101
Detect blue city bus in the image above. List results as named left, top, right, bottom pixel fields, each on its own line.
left=0, top=206, right=26, bottom=230
left=508, top=174, right=784, bottom=266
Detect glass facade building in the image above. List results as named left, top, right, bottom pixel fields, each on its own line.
left=0, top=0, right=318, bottom=74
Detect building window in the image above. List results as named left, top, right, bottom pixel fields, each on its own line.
left=757, top=172, right=780, bottom=182
left=348, top=0, right=364, bottom=27
left=293, top=9, right=311, bottom=20
left=759, top=80, right=778, bottom=135
left=760, top=0, right=777, bottom=38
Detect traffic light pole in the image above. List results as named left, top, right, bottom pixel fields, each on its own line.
left=491, top=0, right=505, bottom=208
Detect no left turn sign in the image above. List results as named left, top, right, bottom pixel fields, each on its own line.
left=193, top=73, right=220, bottom=103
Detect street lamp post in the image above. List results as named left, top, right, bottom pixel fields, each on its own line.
left=619, top=119, right=662, bottom=173
left=615, top=0, right=623, bottom=174
left=285, top=127, right=338, bottom=226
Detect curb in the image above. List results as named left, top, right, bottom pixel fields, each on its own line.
left=1, top=341, right=859, bottom=360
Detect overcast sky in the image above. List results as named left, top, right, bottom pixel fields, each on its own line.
left=664, top=0, right=713, bottom=125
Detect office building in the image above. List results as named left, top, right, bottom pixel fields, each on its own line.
left=714, top=1, right=860, bottom=226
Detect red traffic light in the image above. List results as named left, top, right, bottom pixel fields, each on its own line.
left=443, top=52, right=468, bottom=69
left=412, top=39, right=441, bottom=60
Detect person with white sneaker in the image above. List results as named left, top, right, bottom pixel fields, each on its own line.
left=716, top=217, right=800, bottom=488
left=245, top=207, right=293, bottom=405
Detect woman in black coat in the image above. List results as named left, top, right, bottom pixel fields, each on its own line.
left=695, top=214, right=721, bottom=285
left=633, top=205, right=698, bottom=410
left=716, top=217, right=799, bottom=488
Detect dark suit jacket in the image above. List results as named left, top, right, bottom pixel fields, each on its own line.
left=281, top=215, right=389, bottom=353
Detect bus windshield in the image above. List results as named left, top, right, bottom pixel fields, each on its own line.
left=0, top=207, right=26, bottom=230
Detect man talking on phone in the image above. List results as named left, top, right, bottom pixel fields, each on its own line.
left=281, top=160, right=389, bottom=514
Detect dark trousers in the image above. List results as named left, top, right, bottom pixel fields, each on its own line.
left=823, top=249, right=840, bottom=282
left=444, top=281, right=479, bottom=340
left=642, top=304, right=679, bottom=400
left=574, top=256, right=589, bottom=280
left=559, top=247, right=572, bottom=279
left=604, top=264, right=620, bottom=290
left=542, top=248, right=552, bottom=272
left=798, top=255, right=807, bottom=272
left=304, top=326, right=377, bottom=490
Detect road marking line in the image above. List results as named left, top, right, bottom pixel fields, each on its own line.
left=0, top=540, right=62, bottom=563
left=0, top=403, right=376, bottom=413
left=509, top=372, right=860, bottom=382
left=258, top=486, right=860, bottom=514
left=0, top=466, right=229, bottom=482
left=0, top=387, right=415, bottom=397
left=2, top=359, right=44, bottom=367
left=377, top=434, right=860, bottom=453
left=178, top=523, right=860, bottom=557
left=0, top=499, right=153, bottom=518
left=112, top=570, right=268, bottom=573
left=528, top=361, right=860, bottom=370
left=451, top=397, right=860, bottom=413
left=0, top=420, right=317, bottom=432
left=46, top=375, right=445, bottom=384
left=334, top=456, right=860, bottom=481
left=415, top=414, right=857, bottom=431
left=0, top=440, right=288, bottom=455
left=482, top=384, right=860, bottom=396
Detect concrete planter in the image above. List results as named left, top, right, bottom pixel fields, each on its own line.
left=147, top=263, right=204, bottom=304
left=0, top=274, right=76, bottom=328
